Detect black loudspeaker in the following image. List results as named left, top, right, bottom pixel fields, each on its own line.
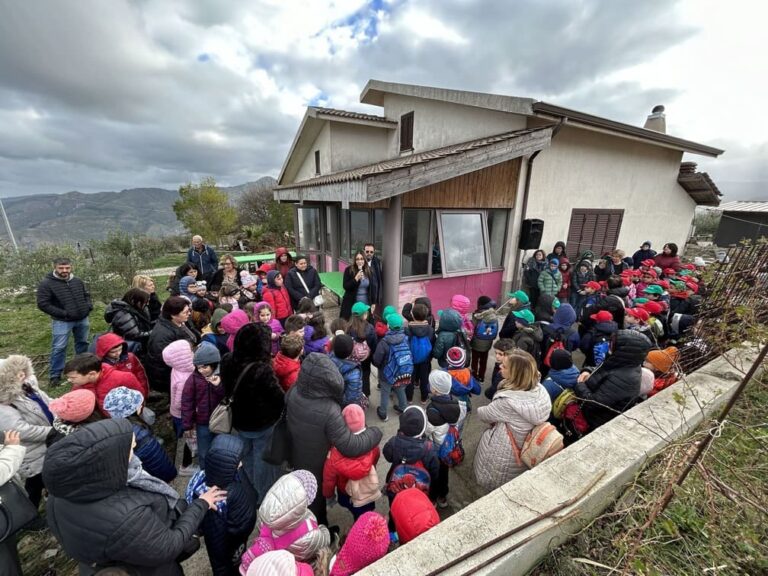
left=519, top=219, right=544, bottom=250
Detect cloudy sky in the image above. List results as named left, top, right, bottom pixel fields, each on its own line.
left=0, top=0, right=765, bottom=200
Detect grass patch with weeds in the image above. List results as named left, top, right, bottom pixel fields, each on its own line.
left=532, top=378, right=768, bottom=576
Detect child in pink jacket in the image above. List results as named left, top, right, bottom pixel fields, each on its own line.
left=162, top=339, right=197, bottom=474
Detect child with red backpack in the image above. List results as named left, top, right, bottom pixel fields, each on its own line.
left=425, top=371, right=466, bottom=509
left=470, top=296, right=498, bottom=383
left=383, top=405, right=439, bottom=542
left=405, top=302, right=435, bottom=404
left=446, top=347, right=481, bottom=415
left=372, top=314, right=412, bottom=422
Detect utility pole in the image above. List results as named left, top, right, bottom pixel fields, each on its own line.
left=0, top=197, right=18, bottom=252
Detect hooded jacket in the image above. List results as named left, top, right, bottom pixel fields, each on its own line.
left=575, top=330, right=651, bottom=430
left=274, top=247, right=294, bottom=279
left=432, top=309, right=463, bottom=367
left=75, top=363, right=146, bottom=416
left=571, top=261, right=596, bottom=293
left=330, top=356, right=365, bottom=407
left=104, top=299, right=153, bottom=346
left=96, top=333, right=149, bottom=398
left=542, top=304, right=580, bottom=352
left=537, top=267, right=563, bottom=298
left=262, top=271, right=293, bottom=320
left=473, top=384, right=551, bottom=492
left=371, top=329, right=408, bottom=383
left=632, top=244, right=657, bottom=269
left=181, top=370, right=226, bottom=430
left=36, top=271, right=92, bottom=321
left=162, top=339, right=195, bottom=419
left=425, top=394, right=465, bottom=446
left=541, top=366, right=580, bottom=401
left=273, top=352, right=301, bottom=392
left=322, top=442, right=380, bottom=500
left=146, top=317, right=200, bottom=394
left=284, top=265, right=322, bottom=310
left=390, top=488, right=440, bottom=544
left=512, top=323, right=544, bottom=361
left=470, top=307, right=498, bottom=353
left=286, top=354, right=383, bottom=517
left=382, top=406, right=440, bottom=486
left=0, top=355, right=52, bottom=479
left=196, top=435, right=258, bottom=576
left=44, top=419, right=208, bottom=575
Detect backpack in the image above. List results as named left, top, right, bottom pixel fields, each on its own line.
left=474, top=317, right=498, bottom=341
left=386, top=459, right=431, bottom=497
left=454, top=330, right=471, bottom=367
left=437, top=425, right=464, bottom=467
left=410, top=334, right=433, bottom=364
left=506, top=423, right=564, bottom=469
left=593, top=336, right=610, bottom=366
left=552, top=389, right=577, bottom=420
left=350, top=338, right=370, bottom=363
left=543, top=339, right=565, bottom=368
left=383, top=337, right=414, bottom=388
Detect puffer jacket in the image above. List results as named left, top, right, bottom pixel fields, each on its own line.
left=196, top=435, right=257, bottom=576
left=372, top=329, right=409, bottom=384
left=433, top=309, right=463, bottom=367
left=133, top=420, right=177, bottom=482
left=473, top=384, right=551, bottom=492
left=538, top=269, right=563, bottom=298
left=96, top=333, right=149, bottom=398
left=575, top=330, right=651, bottom=430
left=181, top=371, right=226, bottom=429
left=330, top=356, right=365, bottom=407
left=542, top=304, right=580, bottom=352
left=556, top=258, right=572, bottom=300
left=512, top=324, right=544, bottom=361
left=471, top=307, right=498, bottom=353
left=162, top=340, right=195, bottom=419
left=36, top=271, right=92, bottom=321
left=284, top=266, right=322, bottom=311
left=383, top=432, right=440, bottom=489
left=541, top=366, right=580, bottom=402
left=187, top=244, right=219, bottom=280
left=73, top=363, right=146, bottom=415
left=571, top=262, right=596, bottom=293
left=146, top=317, right=200, bottom=393
left=287, top=354, right=382, bottom=518
left=44, top=419, right=208, bottom=575
left=0, top=355, right=52, bottom=479
left=0, top=443, right=25, bottom=486
left=273, top=352, right=301, bottom=392
left=256, top=472, right=330, bottom=562
left=274, top=247, right=294, bottom=279
left=104, top=299, right=153, bottom=346
left=262, top=273, right=292, bottom=321
left=322, top=444, right=380, bottom=499
left=425, top=394, right=465, bottom=446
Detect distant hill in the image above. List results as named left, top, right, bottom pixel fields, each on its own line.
left=1, top=177, right=277, bottom=247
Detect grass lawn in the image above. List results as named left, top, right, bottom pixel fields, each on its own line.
left=151, top=252, right=187, bottom=269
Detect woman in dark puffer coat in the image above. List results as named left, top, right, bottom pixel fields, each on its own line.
left=220, top=323, right=284, bottom=506
left=44, top=418, right=224, bottom=576
left=287, top=353, right=383, bottom=527
left=104, top=288, right=154, bottom=353
left=146, top=297, right=201, bottom=393
left=574, top=330, right=651, bottom=431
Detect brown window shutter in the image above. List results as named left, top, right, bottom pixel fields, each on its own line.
left=567, top=209, right=624, bottom=259
left=400, top=111, right=414, bottom=152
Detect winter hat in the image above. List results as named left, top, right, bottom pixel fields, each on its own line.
left=291, top=469, right=318, bottom=504
left=387, top=314, right=404, bottom=330
left=446, top=346, right=466, bottom=369
left=641, top=301, right=664, bottom=315
left=626, top=308, right=650, bottom=323
left=477, top=296, right=495, bottom=310
left=512, top=309, right=535, bottom=325
left=641, top=259, right=656, bottom=267
left=333, top=334, right=354, bottom=359
left=549, top=349, right=573, bottom=371
left=640, top=367, right=655, bottom=397
left=646, top=347, right=679, bottom=374
left=256, top=263, right=271, bottom=275
left=382, top=305, right=397, bottom=321
left=192, top=298, right=211, bottom=313
left=245, top=550, right=313, bottom=576
left=329, top=512, right=389, bottom=576
left=590, top=310, right=614, bottom=323
left=210, top=308, right=228, bottom=331
left=49, top=389, right=96, bottom=423
left=643, top=284, right=664, bottom=295
left=548, top=258, right=559, bottom=266
left=103, top=386, right=144, bottom=419
left=641, top=241, right=652, bottom=248
left=694, top=256, right=706, bottom=267
left=342, top=404, right=366, bottom=434
left=193, top=341, right=221, bottom=366
left=507, top=290, right=530, bottom=304
left=428, top=370, right=452, bottom=395
left=450, top=294, right=471, bottom=314
left=351, top=302, right=370, bottom=316
left=584, top=281, right=602, bottom=291
left=399, top=405, right=427, bottom=438
left=634, top=297, right=649, bottom=304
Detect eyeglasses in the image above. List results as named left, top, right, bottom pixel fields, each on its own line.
left=364, top=250, right=374, bottom=254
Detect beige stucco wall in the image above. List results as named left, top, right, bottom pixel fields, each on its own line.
left=295, top=122, right=331, bottom=182
left=382, top=94, right=527, bottom=156
left=329, top=122, right=389, bottom=172
left=526, top=125, right=694, bottom=258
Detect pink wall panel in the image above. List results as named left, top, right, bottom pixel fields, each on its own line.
left=397, top=271, right=504, bottom=313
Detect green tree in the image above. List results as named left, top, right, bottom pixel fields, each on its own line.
left=173, top=177, right=238, bottom=244
left=237, top=179, right=293, bottom=247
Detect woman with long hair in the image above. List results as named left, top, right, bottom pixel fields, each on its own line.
left=104, top=288, right=154, bottom=352
left=131, top=274, right=162, bottom=322
left=340, top=251, right=372, bottom=320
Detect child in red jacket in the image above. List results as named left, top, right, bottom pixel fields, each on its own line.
left=64, top=353, right=145, bottom=414
left=95, top=332, right=149, bottom=398
left=323, top=404, right=381, bottom=521
left=262, top=271, right=293, bottom=324
left=273, top=333, right=303, bottom=391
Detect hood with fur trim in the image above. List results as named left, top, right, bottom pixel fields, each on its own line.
left=0, top=355, right=35, bottom=404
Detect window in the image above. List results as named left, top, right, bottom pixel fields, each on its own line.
left=439, top=212, right=487, bottom=273
left=349, top=210, right=370, bottom=259
left=374, top=209, right=386, bottom=259
left=400, top=111, right=414, bottom=152
left=566, top=209, right=624, bottom=258
left=487, top=209, right=509, bottom=268
left=339, top=208, right=350, bottom=260
left=297, top=207, right=321, bottom=251
left=325, top=205, right=337, bottom=255
left=401, top=209, right=433, bottom=277
left=314, top=150, right=321, bottom=175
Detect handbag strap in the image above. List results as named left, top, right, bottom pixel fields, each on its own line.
left=296, top=271, right=311, bottom=295
left=227, top=362, right=256, bottom=404
left=504, top=423, right=523, bottom=467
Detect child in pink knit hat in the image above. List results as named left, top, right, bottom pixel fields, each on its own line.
left=329, top=512, right=389, bottom=576
left=450, top=294, right=474, bottom=339
left=49, top=388, right=99, bottom=435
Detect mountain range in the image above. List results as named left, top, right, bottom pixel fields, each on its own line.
left=0, top=177, right=277, bottom=247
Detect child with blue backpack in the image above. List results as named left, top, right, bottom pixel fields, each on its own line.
left=372, top=314, right=412, bottom=422
left=446, top=347, right=481, bottom=415
left=470, top=296, right=498, bottom=382
left=405, top=302, right=435, bottom=404
left=330, top=334, right=368, bottom=409
left=425, top=370, right=466, bottom=509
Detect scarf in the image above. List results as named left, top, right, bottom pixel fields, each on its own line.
left=185, top=469, right=228, bottom=514
left=127, top=455, right=179, bottom=508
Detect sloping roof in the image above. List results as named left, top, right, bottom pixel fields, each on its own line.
left=717, top=201, right=768, bottom=213
left=678, top=162, right=722, bottom=206
left=275, top=125, right=553, bottom=204
left=309, top=106, right=396, bottom=125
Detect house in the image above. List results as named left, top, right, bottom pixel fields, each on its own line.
left=714, top=201, right=768, bottom=245
left=274, top=80, right=724, bottom=311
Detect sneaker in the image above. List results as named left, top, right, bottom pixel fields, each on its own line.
left=178, top=464, right=200, bottom=476
left=377, top=409, right=389, bottom=422
left=49, top=376, right=61, bottom=388
left=393, top=405, right=405, bottom=415
left=436, top=496, right=449, bottom=509
left=389, top=531, right=399, bottom=544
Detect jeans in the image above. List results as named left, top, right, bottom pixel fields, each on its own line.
left=238, top=426, right=282, bottom=506
left=196, top=424, right=214, bottom=470
left=50, top=318, right=90, bottom=378
left=470, top=350, right=489, bottom=382
left=379, top=379, right=407, bottom=415
left=406, top=361, right=431, bottom=402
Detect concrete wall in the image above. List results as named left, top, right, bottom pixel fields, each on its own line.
left=329, top=122, right=389, bottom=172
left=359, top=346, right=762, bottom=576
left=382, top=94, right=527, bottom=157
left=526, top=125, right=694, bottom=258
left=295, top=122, right=331, bottom=182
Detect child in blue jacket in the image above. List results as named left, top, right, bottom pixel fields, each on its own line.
left=541, top=349, right=580, bottom=402
left=330, top=334, right=367, bottom=409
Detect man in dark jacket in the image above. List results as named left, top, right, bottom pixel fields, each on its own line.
left=574, top=330, right=651, bottom=431
left=287, top=353, right=383, bottom=527
left=37, top=257, right=93, bottom=386
left=364, top=243, right=383, bottom=311
left=187, top=235, right=219, bottom=284
left=43, top=418, right=220, bottom=575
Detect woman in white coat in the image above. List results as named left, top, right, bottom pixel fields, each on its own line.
left=473, top=350, right=551, bottom=492
left=0, top=430, right=27, bottom=575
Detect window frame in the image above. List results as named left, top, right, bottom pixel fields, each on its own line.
left=400, top=111, right=414, bottom=153
left=314, top=150, right=321, bottom=175
left=295, top=205, right=322, bottom=253
left=399, top=208, right=437, bottom=280
left=436, top=210, right=492, bottom=278
left=486, top=208, right=509, bottom=270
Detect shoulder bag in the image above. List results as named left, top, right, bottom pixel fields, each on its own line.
left=262, top=388, right=293, bottom=467
left=296, top=271, right=324, bottom=308
left=0, top=479, right=38, bottom=542
left=209, top=362, right=255, bottom=435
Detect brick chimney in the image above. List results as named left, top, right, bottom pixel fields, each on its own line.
left=644, top=105, right=666, bottom=133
